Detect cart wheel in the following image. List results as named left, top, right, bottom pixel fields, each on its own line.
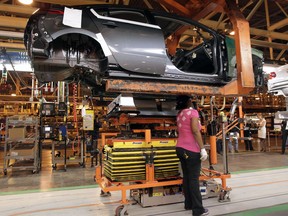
left=3, top=169, right=7, bottom=175
left=52, top=164, right=57, bottom=170
left=100, top=190, right=111, bottom=197
left=115, top=205, right=128, bottom=216
left=32, top=170, right=38, bottom=174
left=218, top=189, right=231, bottom=202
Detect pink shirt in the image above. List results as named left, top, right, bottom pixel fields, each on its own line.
left=176, top=108, right=201, bottom=153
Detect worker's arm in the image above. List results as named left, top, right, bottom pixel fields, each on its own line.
left=191, top=117, right=205, bottom=149
left=259, top=119, right=265, bottom=127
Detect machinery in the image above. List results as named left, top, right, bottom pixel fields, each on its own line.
left=95, top=95, right=231, bottom=216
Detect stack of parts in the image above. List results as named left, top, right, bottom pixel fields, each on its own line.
left=104, top=146, right=180, bottom=182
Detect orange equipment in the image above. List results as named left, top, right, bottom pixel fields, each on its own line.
left=95, top=127, right=231, bottom=215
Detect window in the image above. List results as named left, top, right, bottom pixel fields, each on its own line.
left=108, top=10, right=148, bottom=23
left=154, top=15, right=215, bottom=74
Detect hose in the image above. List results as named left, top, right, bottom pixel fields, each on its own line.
left=73, top=82, right=79, bottom=152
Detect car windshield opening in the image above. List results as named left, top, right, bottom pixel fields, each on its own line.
left=154, top=16, right=216, bottom=74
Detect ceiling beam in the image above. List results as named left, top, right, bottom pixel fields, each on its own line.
left=249, top=27, right=288, bottom=41
left=224, top=0, right=254, bottom=88
left=34, top=0, right=109, bottom=6
left=0, top=16, right=28, bottom=29
left=275, top=1, right=288, bottom=17
left=250, top=39, right=288, bottom=50
left=190, top=0, right=225, bottom=21
left=157, top=0, right=191, bottom=17
left=157, top=0, right=225, bottom=21
left=246, top=0, right=263, bottom=21
left=0, top=42, right=25, bottom=49
left=268, top=17, right=288, bottom=30
left=143, top=0, right=153, bottom=9
left=200, top=19, right=288, bottom=41
left=264, top=0, right=273, bottom=60
left=0, top=4, right=38, bottom=16
left=276, top=49, right=286, bottom=61
left=0, top=30, right=24, bottom=38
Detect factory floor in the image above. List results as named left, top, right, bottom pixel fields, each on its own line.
left=1, top=137, right=288, bottom=216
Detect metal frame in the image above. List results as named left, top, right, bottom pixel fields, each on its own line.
left=3, top=115, right=40, bottom=175
left=95, top=130, right=231, bottom=215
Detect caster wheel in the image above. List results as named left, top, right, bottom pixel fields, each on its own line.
left=3, top=169, right=7, bottom=175
left=115, top=205, right=128, bottom=216
left=218, top=189, right=231, bottom=202
left=100, top=190, right=111, bottom=197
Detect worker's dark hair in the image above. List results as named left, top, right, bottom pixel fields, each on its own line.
left=176, top=95, right=191, bottom=110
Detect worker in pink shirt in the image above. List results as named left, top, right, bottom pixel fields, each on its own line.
left=176, top=95, right=209, bottom=216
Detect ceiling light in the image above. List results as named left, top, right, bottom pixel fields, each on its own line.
left=229, top=30, right=235, bottom=36
left=11, top=93, right=16, bottom=96
left=18, top=0, right=33, bottom=5
left=224, top=22, right=235, bottom=36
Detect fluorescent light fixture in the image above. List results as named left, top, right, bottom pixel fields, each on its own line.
left=11, top=93, right=16, bottom=96
left=18, top=0, right=33, bottom=5
left=0, top=63, right=33, bottom=72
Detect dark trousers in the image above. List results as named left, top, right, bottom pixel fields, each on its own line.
left=281, top=131, right=288, bottom=154
left=244, top=130, right=253, bottom=150
left=176, top=147, right=205, bottom=216
left=245, top=140, right=254, bottom=150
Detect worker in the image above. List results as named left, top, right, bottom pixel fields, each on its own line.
left=227, top=133, right=239, bottom=153
left=244, top=119, right=254, bottom=151
left=281, top=120, right=288, bottom=154
left=175, top=95, right=209, bottom=216
left=88, top=115, right=101, bottom=167
left=257, top=113, right=267, bottom=152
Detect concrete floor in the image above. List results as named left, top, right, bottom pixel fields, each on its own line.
left=1, top=137, right=288, bottom=216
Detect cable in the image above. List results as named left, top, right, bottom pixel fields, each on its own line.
left=3, top=50, right=29, bottom=87
left=211, top=96, right=226, bottom=111
left=72, top=82, right=81, bottom=152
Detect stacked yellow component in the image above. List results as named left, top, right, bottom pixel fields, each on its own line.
left=112, top=139, right=177, bottom=149
left=103, top=139, right=180, bottom=181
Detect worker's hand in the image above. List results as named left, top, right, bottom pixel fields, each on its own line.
left=200, top=148, right=208, bottom=161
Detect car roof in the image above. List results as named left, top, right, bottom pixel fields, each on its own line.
left=275, top=64, right=288, bottom=77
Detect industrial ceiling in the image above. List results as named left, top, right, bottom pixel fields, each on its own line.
left=0, top=0, right=287, bottom=64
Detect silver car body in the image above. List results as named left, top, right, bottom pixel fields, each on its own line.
left=24, top=5, right=263, bottom=88
left=267, top=64, right=288, bottom=97
left=89, top=9, right=167, bottom=75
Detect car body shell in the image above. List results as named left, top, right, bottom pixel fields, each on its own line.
left=24, top=5, right=263, bottom=88
left=267, top=64, right=288, bottom=97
